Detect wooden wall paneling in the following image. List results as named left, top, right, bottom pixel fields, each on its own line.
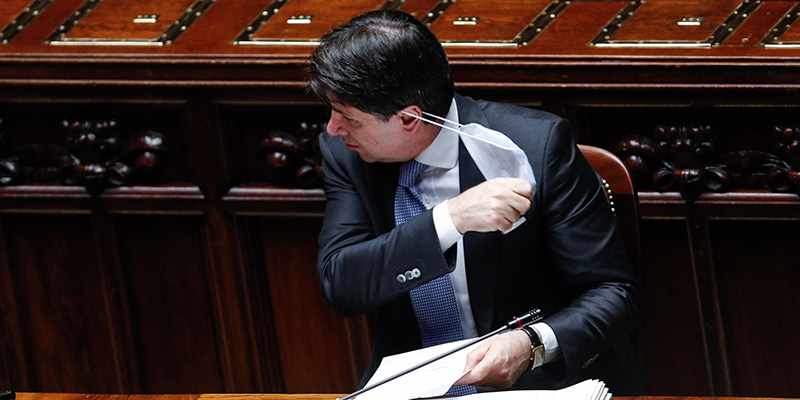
left=710, top=219, right=800, bottom=397
left=198, top=208, right=269, bottom=392
left=0, top=215, right=28, bottom=389
left=184, top=99, right=270, bottom=392
left=638, top=219, right=712, bottom=396
left=216, top=99, right=348, bottom=392
left=113, top=214, right=222, bottom=393
left=89, top=208, right=139, bottom=393
left=235, top=217, right=286, bottom=393
left=255, top=216, right=371, bottom=393
left=0, top=213, right=121, bottom=392
left=686, top=216, right=731, bottom=396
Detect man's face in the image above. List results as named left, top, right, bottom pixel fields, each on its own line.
left=326, top=103, right=425, bottom=163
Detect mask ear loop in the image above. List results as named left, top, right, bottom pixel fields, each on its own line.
left=400, top=110, right=463, bottom=134
left=421, top=110, right=466, bottom=129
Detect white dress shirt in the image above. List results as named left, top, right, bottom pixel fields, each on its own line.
left=412, top=98, right=560, bottom=363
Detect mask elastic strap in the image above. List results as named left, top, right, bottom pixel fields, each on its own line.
left=401, top=110, right=463, bottom=135
left=421, top=110, right=466, bottom=128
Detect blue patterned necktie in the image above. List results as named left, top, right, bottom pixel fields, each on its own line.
left=394, top=159, right=476, bottom=396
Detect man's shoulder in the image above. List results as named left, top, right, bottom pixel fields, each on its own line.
left=456, top=94, right=563, bottom=122
left=320, top=131, right=356, bottom=160
left=455, top=94, right=565, bottom=134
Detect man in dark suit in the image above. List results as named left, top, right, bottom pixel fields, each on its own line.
left=310, top=9, right=640, bottom=395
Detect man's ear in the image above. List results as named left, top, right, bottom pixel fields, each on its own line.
left=398, top=105, right=423, bottom=130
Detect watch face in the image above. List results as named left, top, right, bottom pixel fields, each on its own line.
left=533, top=346, right=545, bottom=369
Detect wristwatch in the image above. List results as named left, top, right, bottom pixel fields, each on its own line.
left=521, top=326, right=545, bottom=370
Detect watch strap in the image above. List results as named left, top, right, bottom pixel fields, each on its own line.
left=520, top=326, right=545, bottom=370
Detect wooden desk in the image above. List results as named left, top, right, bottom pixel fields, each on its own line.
left=13, top=394, right=791, bottom=400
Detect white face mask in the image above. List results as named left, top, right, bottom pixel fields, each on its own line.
left=402, top=110, right=536, bottom=233
left=457, top=122, right=537, bottom=191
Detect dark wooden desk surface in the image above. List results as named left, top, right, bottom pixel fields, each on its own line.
left=14, top=393, right=792, bottom=400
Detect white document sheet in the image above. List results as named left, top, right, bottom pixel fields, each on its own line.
left=356, top=339, right=481, bottom=400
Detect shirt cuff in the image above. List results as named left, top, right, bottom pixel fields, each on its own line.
left=533, top=322, right=561, bottom=364
left=433, top=200, right=462, bottom=252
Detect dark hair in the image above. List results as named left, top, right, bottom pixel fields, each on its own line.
left=308, top=10, right=454, bottom=121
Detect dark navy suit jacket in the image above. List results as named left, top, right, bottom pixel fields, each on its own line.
left=317, top=94, right=641, bottom=394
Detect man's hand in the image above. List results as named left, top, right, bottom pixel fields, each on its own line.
left=453, top=330, right=531, bottom=388
left=448, top=178, right=533, bottom=234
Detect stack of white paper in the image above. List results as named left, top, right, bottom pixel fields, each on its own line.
left=354, top=338, right=610, bottom=400
left=445, top=380, right=611, bottom=400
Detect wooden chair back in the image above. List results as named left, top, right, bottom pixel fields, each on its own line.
left=578, top=144, right=641, bottom=275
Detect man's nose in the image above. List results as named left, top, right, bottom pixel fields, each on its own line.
left=327, top=113, right=345, bottom=137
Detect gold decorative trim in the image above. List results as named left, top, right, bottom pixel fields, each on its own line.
left=1, top=0, right=55, bottom=44
left=761, top=2, right=800, bottom=48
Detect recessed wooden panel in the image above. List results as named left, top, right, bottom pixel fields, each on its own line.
left=256, top=217, right=371, bottom=393
left=638, top=220, right=712, bottom=395
left=428, top=0, right=553, bottom=44
left=115, top=214, right=223, bottom=393
left=243, top=0, right=385, bottom=45
left=711, top=220, right=800, bottom=397
left=1, top=214, right=120, bottom=392
left=592, top=0, right=757, bottom=48
left=236, top=0, right=441, bottom=46
left=48, top=0, right=214, bottom=45
left=615, top=0, right=744, bottom=41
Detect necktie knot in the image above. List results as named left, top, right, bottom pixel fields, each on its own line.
left=398, top=160, right=428, bottom=188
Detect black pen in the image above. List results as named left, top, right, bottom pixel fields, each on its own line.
left=0, top=391, right=15, bottom=400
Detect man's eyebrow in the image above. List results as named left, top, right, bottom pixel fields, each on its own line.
left=331, top=106, right=353, bottom=119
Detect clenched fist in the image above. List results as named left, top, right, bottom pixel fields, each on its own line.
left=448, top=178, right=533, bottom=234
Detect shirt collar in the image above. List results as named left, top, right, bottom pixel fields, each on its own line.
left=415, top=98, right=459, bottom=169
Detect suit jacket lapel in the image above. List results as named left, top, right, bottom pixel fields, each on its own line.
left=456, top=96, right=502, bottom=335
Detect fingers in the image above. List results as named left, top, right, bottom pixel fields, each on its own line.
left=449, top=178, right=533, bottom=234
left=453, top=343, right=490, bottom=386
left=453, top=331, right=531, bottom=389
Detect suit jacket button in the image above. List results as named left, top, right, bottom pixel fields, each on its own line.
left=412, top=268, right=421, bottom=278
left=405, top=271, right=415, bottom=280
left=396, top=274, right=406, bottom=283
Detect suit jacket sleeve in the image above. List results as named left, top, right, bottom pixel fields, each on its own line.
left=530, top=118, right=639, bottom=384
left=316, top=133, right=455, bottom=317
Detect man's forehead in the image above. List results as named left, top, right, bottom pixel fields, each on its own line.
left=329, top=103, right=351, bottom=115
left=331, top=102, right=376, bottom=120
